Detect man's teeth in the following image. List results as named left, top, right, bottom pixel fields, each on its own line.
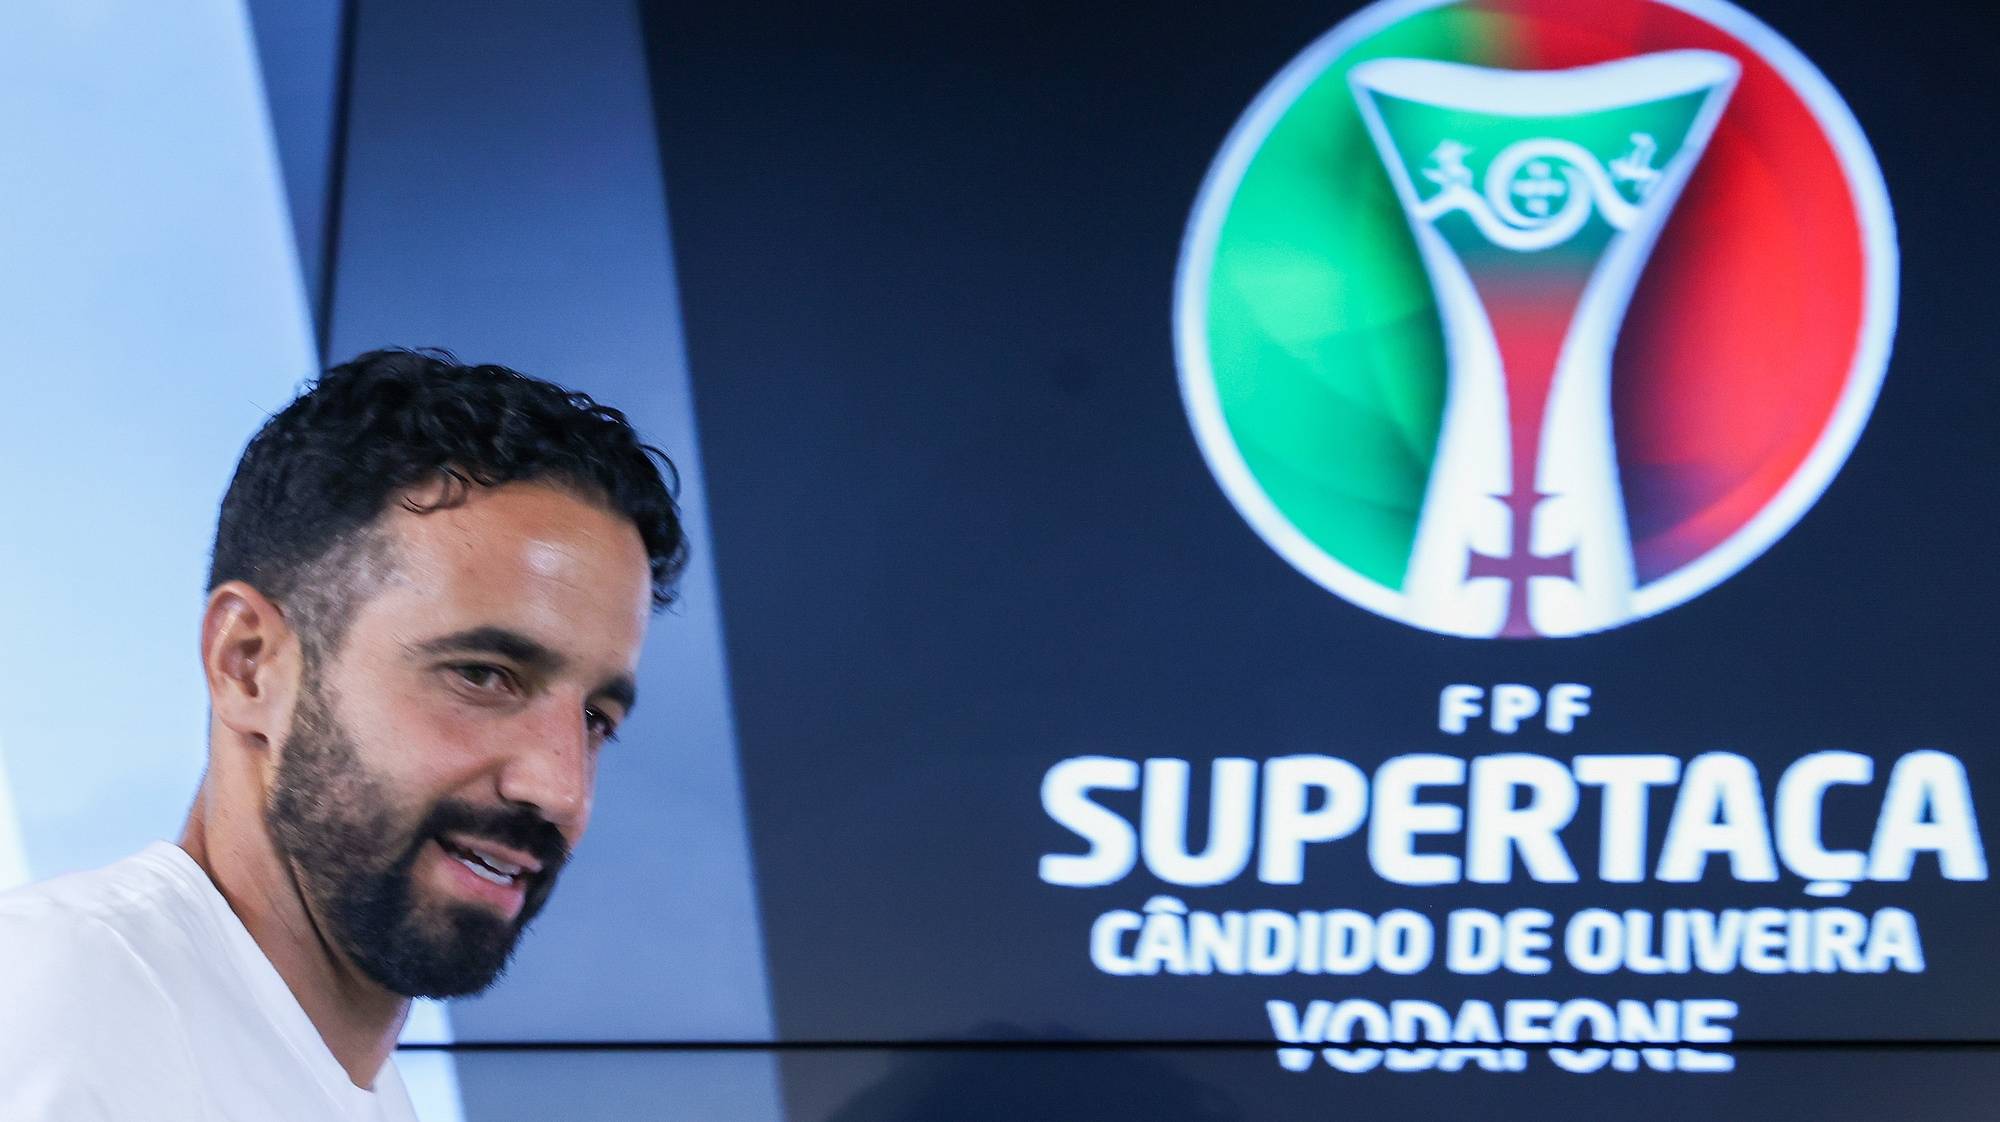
left=456, top=854, right=517, bottom=886
left=468, top=847, right=524, bottom=876
left=441, top=839, right=526, bottom=886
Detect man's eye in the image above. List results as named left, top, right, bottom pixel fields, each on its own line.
left=449, top=664, right=517, bottom=693
left=585, top=708, right=620, bottom=744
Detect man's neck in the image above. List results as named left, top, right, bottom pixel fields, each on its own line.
left=179, top=796, right=410, bottom=1089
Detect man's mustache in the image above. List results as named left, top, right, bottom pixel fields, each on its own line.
left=412, top=799, right=570, bottom=876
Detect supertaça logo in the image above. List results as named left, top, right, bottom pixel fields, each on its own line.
left=1175, top=0, right=1896, bottom=638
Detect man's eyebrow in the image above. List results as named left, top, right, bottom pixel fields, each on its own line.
left=409, top=626, right=564, bottom=672
left=414, top=627, right=636, bottom=713
left=596, top=674, right=638, bottom=717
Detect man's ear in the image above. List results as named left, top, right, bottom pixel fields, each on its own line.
left=201, top=581, right=300, bottom=750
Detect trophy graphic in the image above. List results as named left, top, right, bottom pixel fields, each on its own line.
left=1350, top=51, right=1738, bottom=637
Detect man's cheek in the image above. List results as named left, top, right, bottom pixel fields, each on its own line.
left=373, top=698, right=490, bottom=789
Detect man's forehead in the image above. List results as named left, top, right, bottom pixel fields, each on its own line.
left=394, top=479, right=633, bottom=550
left=359, top=481, right=652, bottom=657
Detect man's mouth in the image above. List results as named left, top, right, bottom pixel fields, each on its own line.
left=435, top=833, right=541, bottom=889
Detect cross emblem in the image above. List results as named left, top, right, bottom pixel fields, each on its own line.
left=1510, top=160, right=1567, bottom=217
left=1465, top=489, right=1576, bottom=638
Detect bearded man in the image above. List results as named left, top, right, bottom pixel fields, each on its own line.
left=0, top=350, right=687, bottom=1119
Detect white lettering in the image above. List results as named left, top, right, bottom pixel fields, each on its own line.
left=1039, top=756, right=1139, bottom=886
left=1468, top=755, right=1579, bottom=883
left=1657, top=753, right=1778, bottom=883
left=1575, top=755, right=1679, bottom=882
left=1258, top=755, right=1367, bottom=885
left=1371, top=755, right=1464, bottom=886
left=1141, top=758, right=1257, bottom=886
left=1868, top=751, right=1987, bottom=882
left=1775, top=751, right=1871, bottom=892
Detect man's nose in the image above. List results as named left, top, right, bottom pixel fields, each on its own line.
left=495, top=694, right=595, bottom=836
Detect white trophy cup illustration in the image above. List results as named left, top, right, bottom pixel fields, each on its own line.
left=1350, top=51, right=1738, bottom=637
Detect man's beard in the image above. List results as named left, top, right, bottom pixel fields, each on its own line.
left=266, top=678, right=570, bottom=998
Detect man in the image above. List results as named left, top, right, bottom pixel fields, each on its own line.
left=0, top=350, right=687, bottom=1119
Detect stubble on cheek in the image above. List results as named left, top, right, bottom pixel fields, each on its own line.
left=266, top=680, right=558, bottom=997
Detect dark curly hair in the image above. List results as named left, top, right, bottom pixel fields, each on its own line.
left=208, top=349, right=688, bottom=658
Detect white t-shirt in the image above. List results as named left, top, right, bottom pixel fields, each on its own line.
left=0, top=842, right=420, bottom=1121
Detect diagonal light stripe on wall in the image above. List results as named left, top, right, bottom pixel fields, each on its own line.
left=0, top=1, right=464, bottom=1117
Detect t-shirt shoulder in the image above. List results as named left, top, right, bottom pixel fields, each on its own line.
left=0, top=846, right=420, bottom=1121
left=0, top=841, right=197, bottom=916
left=0, top=843, right=217, bottom=998
left=0, top=864, right=209, bottom=1116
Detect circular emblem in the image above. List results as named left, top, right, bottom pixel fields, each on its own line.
left=1175, top=0, right=1896, bottom=638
